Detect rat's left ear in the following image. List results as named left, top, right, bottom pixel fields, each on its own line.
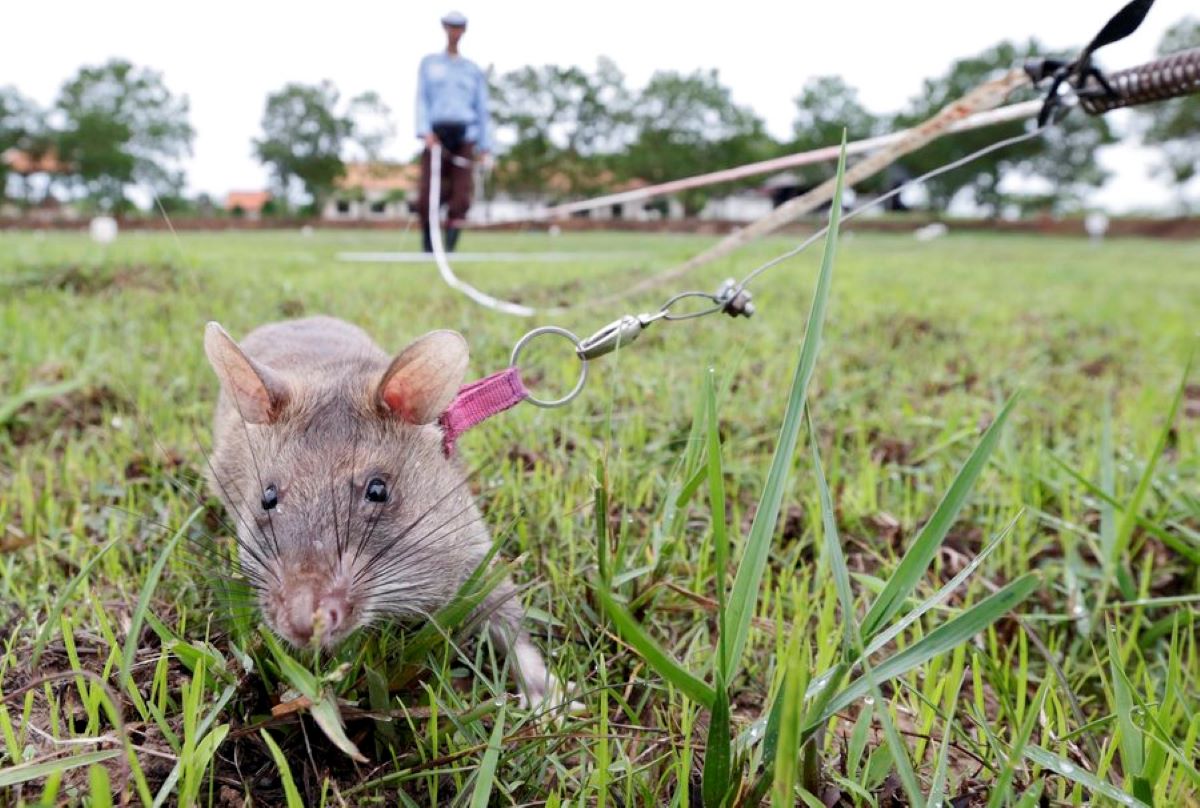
left=377, top=330, right=469, bottom=424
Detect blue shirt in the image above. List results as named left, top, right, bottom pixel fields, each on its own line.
left=415, top=52, right=492, bottom=152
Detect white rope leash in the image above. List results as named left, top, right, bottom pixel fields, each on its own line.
left=427, top=141, right=536, bottom=317
left=608, top=69, right=1034, bottom=301
left=421, top=69, right=1035, bottom=317
left=477, top=97, right=1042, bottom=226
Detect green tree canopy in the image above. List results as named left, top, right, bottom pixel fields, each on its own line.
left=253, top=82, right=389, bottom=208
left=1139, top=16, right=1199, bottom=209
left=790, top=75, right=881, bottom=189
left=620, top=69, right=774, bottom=213
left=53, top=59, right=194, bottom=209
left=489, top=58, right=631, bottom=197
left=254, top=82, right=351, bottom=209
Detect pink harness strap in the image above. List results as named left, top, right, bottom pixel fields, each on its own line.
left=439, top=367, right=529, bottom=456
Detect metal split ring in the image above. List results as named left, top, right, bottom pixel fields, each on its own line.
left=509, top=326, right=589, bottom=408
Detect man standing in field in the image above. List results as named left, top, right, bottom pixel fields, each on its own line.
left=415, top=10, right=491, bottom=253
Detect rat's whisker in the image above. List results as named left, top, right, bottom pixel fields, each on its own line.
left=352, top=498, right=481, bottom=586
left=191, top=423, right=282, bottom=560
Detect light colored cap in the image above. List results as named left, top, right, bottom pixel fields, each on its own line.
left=441, top=10, right=467, bottom=26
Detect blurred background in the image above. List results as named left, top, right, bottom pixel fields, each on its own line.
left=1, top=0, right=1196, bottom=224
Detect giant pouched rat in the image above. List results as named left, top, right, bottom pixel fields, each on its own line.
left=202, top=315, right=555, bottom=703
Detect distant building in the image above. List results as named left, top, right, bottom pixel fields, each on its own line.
left=2, top=148, right=73, bottom=217
left=3, top=148, right=70, bottom=176
left=225, top=190, right=272, bottom=220
left=324, top=162, right=419, bottom=221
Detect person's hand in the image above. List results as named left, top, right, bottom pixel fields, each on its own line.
left=424, top=132, right=440, bottom=149
left=479, top=151, right=494, bottom=170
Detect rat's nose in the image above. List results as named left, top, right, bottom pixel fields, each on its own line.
left=282, top=589, right=349, bottom=647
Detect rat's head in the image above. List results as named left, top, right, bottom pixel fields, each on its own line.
left=204, top=322, right=478, bottom=650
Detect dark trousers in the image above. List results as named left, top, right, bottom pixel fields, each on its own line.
left=418, top=123, right=474, bottom=229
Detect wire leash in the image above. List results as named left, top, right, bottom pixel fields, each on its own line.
left=507, top=122, right=1051, bottom=409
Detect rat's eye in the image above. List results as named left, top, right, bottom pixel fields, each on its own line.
left=261, top=484, right=278, bottom=511
left=365, top=478, right=389, bottom=503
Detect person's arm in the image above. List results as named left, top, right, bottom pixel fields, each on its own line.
left=473, top=66, right=492, bottom=154
left=416, top=57, right=436, bottom=146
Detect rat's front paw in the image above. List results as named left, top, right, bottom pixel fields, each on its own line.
left=517, top=674, right=585, bottom=717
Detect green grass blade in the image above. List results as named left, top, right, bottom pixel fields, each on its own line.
left=31, top=535, right=120, bottom=668
left=725, top=139, right=848, bottom=680
left=1107, top=356, right=1192, bottom=601
left=122, top=508, right=202, bottom=689
left=1107, top=627, right=1146, bottom=783
left=0, top=749, right=121, bottom=788
left=820, top=573, right=1040, bottom=722
left=927, top=674, right=965, bottom=808
left=597, top=588, right=715, bottom=708
left=986, top=681, right=1049, bottom=808
left=88, top=763, right=113, bottom=808
left=260, top=729, right=305, bottom=808
left=702, top=673, right=733, bottom=808
left=706, top=370, right=730, bottom=677
left=809, top=410, right=855, bottom=651
left=858, top=655, right=923, bottom=808
left=468, top=705, right=507, bottom=808
left=1024, top=745, right=1150, bottom=808
left=860, top=393, right=1018, bottom=641
left=769, top=645, right=806, bottom=806
left=863, top=512, right=1022, bottom=658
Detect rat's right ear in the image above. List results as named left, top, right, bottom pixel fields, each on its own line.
left=204, top=322, right=288, bottom=424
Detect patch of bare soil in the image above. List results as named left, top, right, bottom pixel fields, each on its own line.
left=3, top=261, right=181, bottom=296
left=3, top=383, right=128, bottom=447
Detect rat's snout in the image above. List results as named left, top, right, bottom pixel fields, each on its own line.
left=274, top=582, right=352, bottom=648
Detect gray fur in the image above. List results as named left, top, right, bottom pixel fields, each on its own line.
left=205, top=316, right=551, bottom=700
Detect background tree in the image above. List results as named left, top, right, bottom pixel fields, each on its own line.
left=892, top=39, right=1114, bottom=215
left=789, top=75, right=881, bottom=189
left=620, top=69, right=774, bottom=214
left=0, top=86, right=46, bottom=204
left=344, top=91, right=396, bottom=163
left=489, top=58, right=632, bottom=197
left=1139, top=16, right=1200, bottom=211
left=253, top=81, right=353, bottom=210
left=53, top=59, right=194, bottom=210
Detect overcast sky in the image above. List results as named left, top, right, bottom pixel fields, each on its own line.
left=3, top=0, right=1195, bottom=212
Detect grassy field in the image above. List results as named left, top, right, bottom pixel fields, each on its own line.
left=1, top=226, right=1198, bottom=806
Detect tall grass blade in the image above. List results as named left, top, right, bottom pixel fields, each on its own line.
left=726, top=138, right=848, bottom=680
left=769, top=644, right=806, bottom=806
left=706, top=370, right=730, bottom=676
left=1024, top=745, right=1150, bottom=808
left=260, top=729, right=305, bottom=808
left=468, top=705, right=507, bottom=808
left=809, top=410, right=855, bottom=651
left=596, top=589, right=715, bottom=708
left=927, top=674, right=965, bottom=808
left=1107, top=627, right=1146, bottom=788
left=32, top=535, right=120, bottom=667
left=863, top=512, right=1021, bottom=659
left=985, top=681, right=1049, bottom=808
left=860, top=393, right=1018, bottom=641
left=702, top=673, right=733, bottom=808
left=0, top=750, right=122, bottom=788
left=122, top=508, right=202, bottom=689
left=1107, top=356, right=1192, bottom=601
left=820, top=573, right=1039, bottom=722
